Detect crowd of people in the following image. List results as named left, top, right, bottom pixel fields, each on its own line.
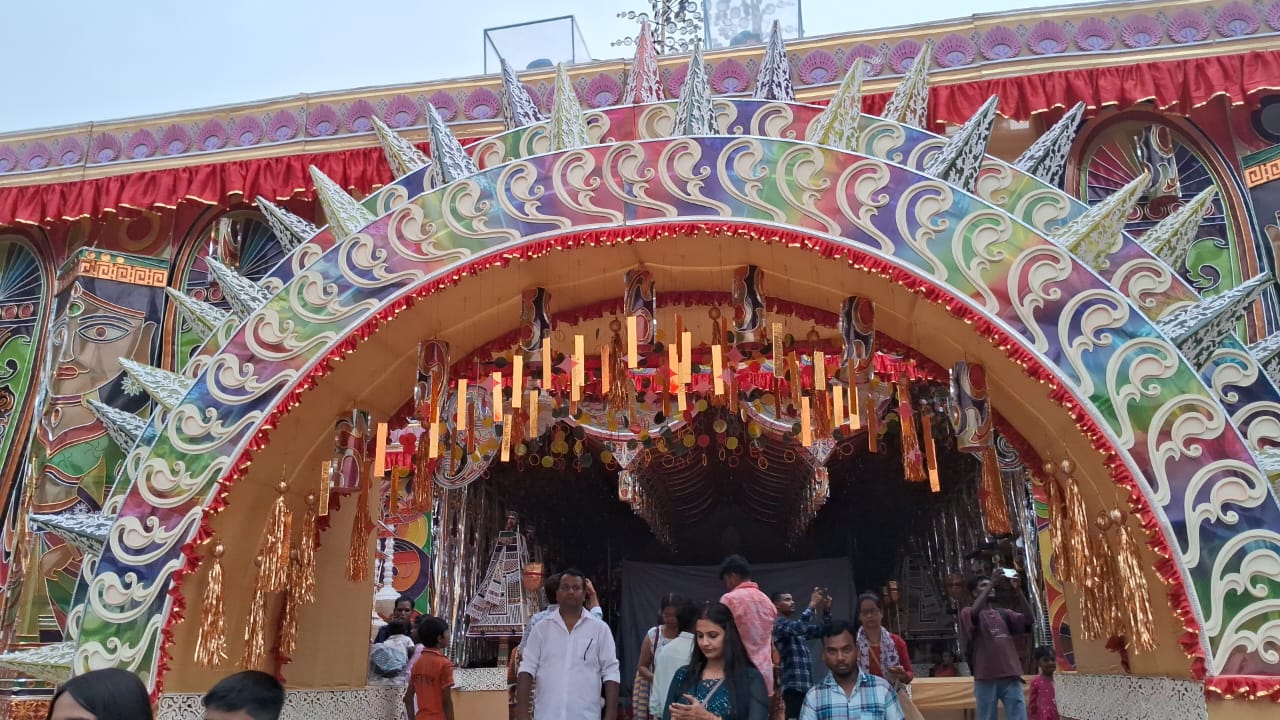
left=42, top=554, right=1059, bottom=720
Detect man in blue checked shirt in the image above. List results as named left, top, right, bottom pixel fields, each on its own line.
left=772, top=588, right=833, bottom=719
left=800, top=620, right=906, bottom=720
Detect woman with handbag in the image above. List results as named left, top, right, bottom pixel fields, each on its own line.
left=856, top=593, right=924, bottom=720
left=634, top=593, right=686, bottom=719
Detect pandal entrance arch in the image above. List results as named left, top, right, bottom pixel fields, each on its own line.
left=7, top=27, right=1279, bottom=720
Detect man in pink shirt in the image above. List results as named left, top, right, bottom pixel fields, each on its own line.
left=719, top=555, right=778, bottom=695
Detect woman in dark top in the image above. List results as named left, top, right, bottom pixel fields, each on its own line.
left=663, top=602, right=768, bottom=720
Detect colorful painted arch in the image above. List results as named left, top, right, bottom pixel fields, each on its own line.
left=67, top=126, right=1280, bottom=702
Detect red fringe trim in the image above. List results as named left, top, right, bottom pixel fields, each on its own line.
left=156, top=220, right=1266, bottom=699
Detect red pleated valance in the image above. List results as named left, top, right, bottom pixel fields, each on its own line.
left=2, top=50, right=1277, bottom=227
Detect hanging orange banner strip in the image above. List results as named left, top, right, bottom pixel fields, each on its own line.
left=428, top=422, right=440, bottom=459
left=814, top=351, right=826, bottom=390
left=680, top=331, right=692, bottom=385
left=318, top=461, right=332, bottom=517
left=512, top=355, right=523, bottom=408
left=541, top=339, right=552, bottom=388
left=601, top=343, right=611, bottom=394
left=800, top=396, right=813, bottom=447
left=528, top=390, right=539, bottom=436
left=373, top=422, right=389, bottom=476
left=833, top=383, right=845, bottom=427
left=501, top=413, right=513, bottom=462
left=712, top=344, right=724, bottom=395
left=626, top=316, right=638, bottom=369
left=491, top=371, right=503, bottom=421
left=455, top=379, right=468, bottom=431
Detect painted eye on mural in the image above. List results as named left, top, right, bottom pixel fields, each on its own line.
left=76, top=315, right=133, bottom=343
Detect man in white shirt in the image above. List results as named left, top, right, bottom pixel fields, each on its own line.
left=527, top=574, right=604, bottom=634
left=517, top=569, right=620, bottom=720
left=649, top=599, right=698, bottom=718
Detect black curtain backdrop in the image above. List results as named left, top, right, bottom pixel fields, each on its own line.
left=618, top=558, right=856, bottom=705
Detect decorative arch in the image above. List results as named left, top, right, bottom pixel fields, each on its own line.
left=67, top=134, right=1280, bottom=700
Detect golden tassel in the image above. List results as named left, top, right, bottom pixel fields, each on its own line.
left=194, top=542, right=228, bottom=667
left=278, top=551, right=302, bottom=658
left=242, top=556, right=268, bottom=670
left=1046, top=472, right=1071, bottom=582
left=346, top=465, right=373, bottom=583
left=896, top=378, right=926, bottom=482
left=978, top=447, right=1012, bottom=535
left=297, top=495, right=318, bottom=603
left=607, top=329, right=629, bottom=411
left=1111, top=511, right=1158, bottom=652
left=1058, top=473, right=1093, bottom=586
left=257, top=480, right=292, bottom=594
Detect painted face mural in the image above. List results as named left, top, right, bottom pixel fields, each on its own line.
left=17, top=250, right=164, bottom=642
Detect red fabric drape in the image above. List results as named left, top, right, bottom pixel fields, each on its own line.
left=2, top=50, right=1277, bottom=227
left=861, top=48, right=1280, bottom=127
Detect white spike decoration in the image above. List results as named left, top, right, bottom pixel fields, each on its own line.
left=203, top=258, right=271, bottom=319
left=371, top=117, right=431, bottom=179
left=805, top=58, right=864, bottom=152
left=548, top=63, right=590, bottom=151
left=1051, top=172, right=1150, bottom=271
left=753, top=20, right=794, bottom=102
left=1137, top=186, right=1218, bottom=274
left=28, top=512, right=115, bottom=558
left=881, top=40, right=934, bottom=128
left=1249, top=332, right=1280, bottom=386
left=621, top=19, right=663, bottom=104
left=923, top=95, right=999, bottom=193
left=308, top=167, right=375, bottom=240
left=256, top=196, right=318, bottom=251
left=1157, top=274, right=1275, bottom=370
left=501, top=59, right=545, bottom=130
left=674, top=43, right=716, bottom=136
left=165, top=287, right=230, bottom=338
left=87, top=398, right=146, bottom=450
left=425, top=104, right=480, bottom=187
left=1013, top=101, right=1086, bottom=186
left=119, top=359, right=195, bottom=411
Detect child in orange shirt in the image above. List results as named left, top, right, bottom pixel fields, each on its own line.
left=404, top=617, right=455, bottom=720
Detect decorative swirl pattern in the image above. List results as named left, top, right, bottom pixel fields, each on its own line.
left=77, top=109, right=1280, bottom=697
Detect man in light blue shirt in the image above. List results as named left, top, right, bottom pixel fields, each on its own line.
left=801, top=620, right=905, bottom=720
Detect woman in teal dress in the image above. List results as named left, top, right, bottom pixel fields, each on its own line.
left=662, top=602, right=769, bottom=720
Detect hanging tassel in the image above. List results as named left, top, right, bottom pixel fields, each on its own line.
left=296, top=495, right=319, bottom=603
left=1078, top=516, right=1115, bottom=640
left=922, top=411, right=941, bottom=492
left=978, top=446, right=1012, bottom=535
left=1046, top=469, right=1071, bottom=581
left=194, top=542, right=228, bottom=667
left=1058, top=473, right=1093, bottom=585
left=242, top=556, right=268, bottom=670
left=607, top=328, right=629, bottom=411
left=346, top=464, right=374, bottom=583
left=1110, top=510, right=1158, bottom=652
left=278, top=550, right=302, bottom=658
left=896, top=377, right=926, bottom=482
left=257, top=479, right=293, bottom=594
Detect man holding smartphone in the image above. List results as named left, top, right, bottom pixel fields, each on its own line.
left=961, top=573, right=1033, bottom=720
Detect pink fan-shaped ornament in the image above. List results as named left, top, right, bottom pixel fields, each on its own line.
left=1167, top=10, right=1210, bottom=42
left=585, top=74, right=623, bottom=108
left=344, top=99, right=377, bottom=133
left=846, top=44, right=885, bottom=76
left=20, top=141, right=51, bottom=171
left=306, top=105, right=340, bottom=137
left=711, top=58, right=751, bottom=93
left=233, top=116, right=265, bottom=147
left=798, top=50, right=840, bottom=84
left=464, top=87, right=502, bottom=119
left=1074, top=17, right=1116, bottom=51
left=1027, top=21, right=1068, bottom=54
left=383, top=96, right=420, bottom=128
left=0, top=146, right=18, bottom=173
left=1266, top=0, right=1280, bottom=32
left=887, top=39, right=923, bottom=74
left=933, top=34, right=977, bottom=68
left=428, top=91, right=460, bottom=122
left=665, top=64, right=690, bottom=98
left=268, top=110, right=300, bottom=142
left=126, top=129, right=157, bottom=159
left=1120, top=14, right=1162, bottom=48
left=1215, top=2, right=1260, bottom=37
left=159, top=124, right=191, bottom=155
left=54, top=136, right=85, bottom=166
left=89, top=133, right=123, bottom=163
left=197, top=119, right=229, bottom=150
left=980, top=26, right=1022, bottom=60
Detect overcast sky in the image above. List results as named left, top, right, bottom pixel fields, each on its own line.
left=3, top=0, right=1068, bottom=134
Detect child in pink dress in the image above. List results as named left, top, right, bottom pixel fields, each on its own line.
left=1027, top=647, right=1060, bottom=720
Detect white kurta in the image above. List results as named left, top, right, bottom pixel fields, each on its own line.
left=649, top=631, right=695, bottom=718
left=519, top=607, right=620, bottom=720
